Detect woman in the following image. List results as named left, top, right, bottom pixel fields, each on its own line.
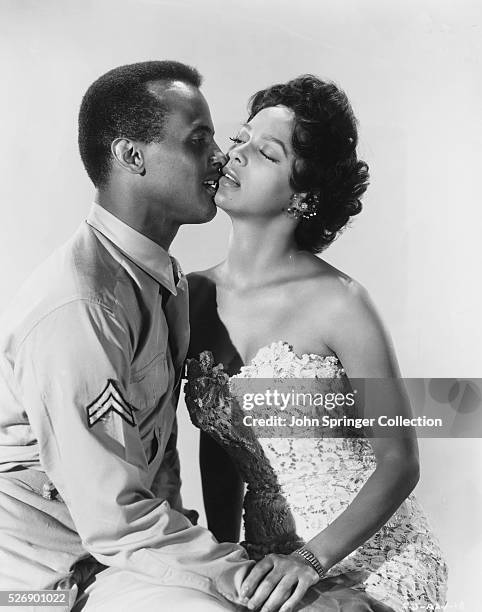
left=185, top=75, right=447, bottom=612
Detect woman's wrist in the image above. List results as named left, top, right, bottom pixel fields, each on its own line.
left=291, top=546, right=327, bottom=580
left=303, top=535, right=339, bottom=570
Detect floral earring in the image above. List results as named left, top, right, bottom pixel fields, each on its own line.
left=284, top=193, right=319, bottom=219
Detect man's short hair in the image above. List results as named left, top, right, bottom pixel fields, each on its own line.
left=78, top=60, right=202, bottom=187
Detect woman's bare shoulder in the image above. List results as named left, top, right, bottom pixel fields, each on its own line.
left=300, top=254, right=370, bottom=312
left=304, top=256, right=398, bottom=375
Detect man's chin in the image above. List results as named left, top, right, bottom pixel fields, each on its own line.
left=189, top=201, right=217, bottom=224
left=203, top=203, right=218, bottom=223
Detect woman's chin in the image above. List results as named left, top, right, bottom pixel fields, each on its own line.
left=214, top=189, right=250, bottom=217
left=214, top=191, right=232, bottom=212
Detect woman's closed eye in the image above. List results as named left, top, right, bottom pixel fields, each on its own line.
left=259, top=149, right=278, bottom=163
left=229, top=136, right=278, bottom=163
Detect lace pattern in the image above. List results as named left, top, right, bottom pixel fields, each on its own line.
left=185, top=341, right=448, bottom=611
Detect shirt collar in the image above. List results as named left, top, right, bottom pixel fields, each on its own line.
left=86, top=203, right=178, bottom=295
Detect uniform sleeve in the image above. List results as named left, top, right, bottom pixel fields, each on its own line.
left=14, top=299, right=252, bottom=601
left=151, top=415, right=183, bottom=511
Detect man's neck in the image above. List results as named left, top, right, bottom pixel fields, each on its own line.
left=95, top=188, right=178, bottom=251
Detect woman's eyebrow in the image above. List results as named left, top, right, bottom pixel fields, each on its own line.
left=240, top=124, right=287, bottom=155
left=261, top=135, right=287, bottom=155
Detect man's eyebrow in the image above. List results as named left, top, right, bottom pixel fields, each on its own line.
left=190, top=124, right=214, bottom=135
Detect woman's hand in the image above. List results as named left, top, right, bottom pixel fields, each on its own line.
left=240, top=552, right=319, bottom=612
left=239, top=555, right=396, bottom=612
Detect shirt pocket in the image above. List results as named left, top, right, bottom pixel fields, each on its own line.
left=128, top=352, right=169, bottom=413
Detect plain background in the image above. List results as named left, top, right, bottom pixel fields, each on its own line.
left=1, top=0, right=481, bottom=608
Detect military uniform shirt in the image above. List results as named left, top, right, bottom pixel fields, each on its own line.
left=0, top=204, right=251, bottom=600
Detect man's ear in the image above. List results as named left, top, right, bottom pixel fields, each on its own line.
left=111, top=138, right=146, bottom=176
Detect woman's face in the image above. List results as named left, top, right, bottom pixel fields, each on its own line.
left=214, top=105, right=296, bottom=217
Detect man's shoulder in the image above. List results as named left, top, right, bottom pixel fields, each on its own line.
left=37, top=221, right=127, bottom=308
left=0, top=222, right=139, bottom=347
left=66, top=221, right=127, bottom=296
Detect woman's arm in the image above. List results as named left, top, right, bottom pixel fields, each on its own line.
left=306, top=280, right=420, bottom=569
left=187, top=271, right=245, bottom=542
left=200, top=430, right=244, bottom=542
left=240, top=280, right=414, bottom=612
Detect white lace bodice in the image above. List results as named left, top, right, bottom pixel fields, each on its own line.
left=233, top=340, right=345, bottom=379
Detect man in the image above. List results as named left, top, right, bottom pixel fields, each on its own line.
left=0, top=61, right=393, bottom=612
left=0, top=60, right=252, bottom=611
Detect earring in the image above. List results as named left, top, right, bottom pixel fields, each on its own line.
left=285, top=193, right=319, bottom=219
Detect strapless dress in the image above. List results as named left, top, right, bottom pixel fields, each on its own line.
left=185, top=341, right=448, bottom=612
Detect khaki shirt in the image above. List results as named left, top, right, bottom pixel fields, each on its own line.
left=0, top=204, right=251, bottom=600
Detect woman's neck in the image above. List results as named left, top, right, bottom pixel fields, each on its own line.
left=221, top=216, right=299, bottom=289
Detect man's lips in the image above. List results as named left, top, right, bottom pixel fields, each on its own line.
left=202, top=179, right=218, bottom=195
left=202, top=173, right=220, bottom=196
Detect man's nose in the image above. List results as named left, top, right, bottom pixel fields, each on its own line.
left=210, top=147, right=227, bottom=169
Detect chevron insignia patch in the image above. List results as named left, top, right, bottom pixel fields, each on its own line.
left=86, top=379, right=136, bottom=428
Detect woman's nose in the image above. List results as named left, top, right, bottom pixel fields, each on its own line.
left=228, top=144, right=247, bottom=165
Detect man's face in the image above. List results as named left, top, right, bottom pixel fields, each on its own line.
left=140, top=81, right=223, bottom=226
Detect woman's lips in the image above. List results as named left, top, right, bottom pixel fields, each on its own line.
left=219, top=172, right=240, bottom=188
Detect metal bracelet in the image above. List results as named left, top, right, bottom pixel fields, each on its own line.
left=292, top=547, right=327, bottom=580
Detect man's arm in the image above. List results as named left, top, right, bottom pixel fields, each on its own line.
left=151, top=416, right=183, bottom=511
left=151, top=415, right=199, bottom=524
left=15, top=299, right=252, bottom=602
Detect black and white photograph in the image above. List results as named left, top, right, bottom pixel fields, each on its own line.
left=0, top=1, right=480, bottom=610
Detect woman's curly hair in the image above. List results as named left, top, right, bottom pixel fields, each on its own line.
left=249, top=75, right=369, bottom=253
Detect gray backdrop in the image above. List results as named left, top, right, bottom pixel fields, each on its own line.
left=1, top=1, right=480, bottom=608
